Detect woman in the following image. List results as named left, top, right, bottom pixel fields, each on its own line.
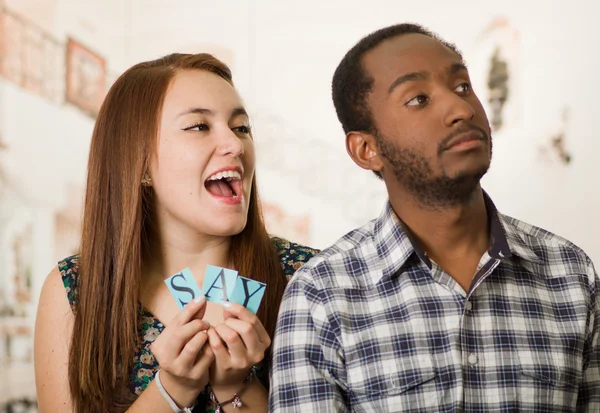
left=33, top=53, right=318, bottom=413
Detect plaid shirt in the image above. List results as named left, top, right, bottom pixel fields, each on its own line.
left=270, top=194, right=600, bottom=412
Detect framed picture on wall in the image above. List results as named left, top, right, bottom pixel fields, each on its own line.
left=0, top=9, right=24, bottom=85
left=65, top=37, right=106, bottom=117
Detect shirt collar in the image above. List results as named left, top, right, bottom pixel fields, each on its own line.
left=373, top=202, right=418, bottom=280
left=373, top=191, right=543, bottom=280
left=483, top=193, right=545, bottom=264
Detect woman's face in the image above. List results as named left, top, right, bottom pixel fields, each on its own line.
left=148, top=69, right=255, bottom=239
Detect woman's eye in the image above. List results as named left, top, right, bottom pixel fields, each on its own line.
left=234, top=125, right=251, bottom=134
left=183, top=123, right=209, bottom=131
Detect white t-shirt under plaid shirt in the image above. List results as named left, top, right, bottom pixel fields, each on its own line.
left=269, top=194, right=600, bottom=412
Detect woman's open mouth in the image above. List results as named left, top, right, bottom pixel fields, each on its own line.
left=204, top=170, right=243, bottom=204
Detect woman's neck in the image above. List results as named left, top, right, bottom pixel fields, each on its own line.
left=144, top=228, right=232, bottom=283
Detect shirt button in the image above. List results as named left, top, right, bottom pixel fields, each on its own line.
left=465, top=301, right=473, bottom=311
left=468, top=353, right=478, bottom=366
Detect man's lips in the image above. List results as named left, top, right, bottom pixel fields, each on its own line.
left=443, top=130, right=485, bottom=151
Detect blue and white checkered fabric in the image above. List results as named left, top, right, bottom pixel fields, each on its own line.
left=269, top=195, right=599, bottom=412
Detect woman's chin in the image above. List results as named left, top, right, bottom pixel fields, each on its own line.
left=199, top=219, right=248, bottom=238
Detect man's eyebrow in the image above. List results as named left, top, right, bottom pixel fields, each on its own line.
left=388, top=71, right=429, bottom=94
left=387, top=63, right=469, bottom=94
left=447, top=62, right=468, bottom=75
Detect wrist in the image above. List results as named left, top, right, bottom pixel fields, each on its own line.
left=158, top=370, right=202, bottom=410
left=209, top=378, right=245, bottom=396
left=211, top=365, right=256, bottom=389
left=208, top=369, right=256, bottom=412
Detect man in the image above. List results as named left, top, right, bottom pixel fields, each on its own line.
left=269, top=23, right=599, bottom=412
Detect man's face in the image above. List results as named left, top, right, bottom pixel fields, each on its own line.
left=363, top=33, right=492, bottom=208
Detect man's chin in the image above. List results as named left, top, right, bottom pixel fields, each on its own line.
left=448, top=161, right=489, bottom=183
left=454, top=166, right=488, bottom=187
left=448, top=171, right=487, bottom=200
left=412, top=170, right=487, bottom=210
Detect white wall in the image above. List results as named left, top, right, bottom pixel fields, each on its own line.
left=249, top=0, right=600, bottom=258
left=0, top=0, right=128, bottom=318
left=108, top=0, right=600, bottom=260
left=2, top=0, right=600, bottom=294
left=1, top=0, right=599, bottom=403
left=0, top=80, right=93, bottom=336
left=4, top=0, right=129, bottom=70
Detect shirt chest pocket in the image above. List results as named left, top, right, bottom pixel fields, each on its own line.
left=517, top=348, right=582, bottom=409
left=346, top=351, right=439, bottom=412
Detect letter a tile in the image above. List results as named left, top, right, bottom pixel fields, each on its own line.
left=202, top=265, right=238, bottom=304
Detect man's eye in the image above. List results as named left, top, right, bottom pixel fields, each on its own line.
left=455, top=83, right=471, bottom=93
left=406, top=95, right=429, bottom=107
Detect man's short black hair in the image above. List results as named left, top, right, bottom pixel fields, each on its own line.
left=332, top=23, right=463, bottom=135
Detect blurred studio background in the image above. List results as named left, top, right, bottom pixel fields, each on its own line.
left=0, top=0, right=599, bottom=410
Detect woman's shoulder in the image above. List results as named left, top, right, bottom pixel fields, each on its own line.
left=57, top=254, right=81, bottom=309
left=270, top=237, right=320, bottom=279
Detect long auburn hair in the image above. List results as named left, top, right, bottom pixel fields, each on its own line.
left=70, top=53, right=284, bottom=412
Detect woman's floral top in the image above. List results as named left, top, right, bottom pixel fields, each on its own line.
left=59, top=237, right=319, bottom=412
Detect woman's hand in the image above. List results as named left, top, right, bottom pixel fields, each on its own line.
left=150, top=297, right=214, bottom=408
left=207, top=302, right=271, bottom=390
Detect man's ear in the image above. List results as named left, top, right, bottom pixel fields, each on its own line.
left=346, top=131, right=384, bottom=174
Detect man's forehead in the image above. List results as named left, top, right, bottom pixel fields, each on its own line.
left=362, top=34, right=463, bottom=84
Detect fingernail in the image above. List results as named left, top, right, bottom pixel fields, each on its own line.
left=221, top=301, right=232, bottom=308
left=194, top=295, right=206, bottom=304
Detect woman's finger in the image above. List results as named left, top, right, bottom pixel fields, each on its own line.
left=224, top=318, right=262, bottom=356
left=213, top=324, right=247, bottom=368
left=222, top=302, right=270, bottom=345
left=176, top=330, right=209, bottom=367
left=153, top=318, right=209, bottom=361
left=170, top=296, right=207, bottom=327
left=172, top=319, right=210, bottom=349
left=190, top=344, right=214, bottom=379
left=207, top=327, right=230, bottom=366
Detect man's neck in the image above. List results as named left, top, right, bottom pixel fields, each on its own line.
left=388, top=187, right=490, bottom=290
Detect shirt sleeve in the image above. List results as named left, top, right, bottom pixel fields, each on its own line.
left=577, top=259, right=600, bottom=411
left=269, top=272, right=348, bottom=412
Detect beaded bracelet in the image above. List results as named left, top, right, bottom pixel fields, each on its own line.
left=208, top=369, right=255, bottom=413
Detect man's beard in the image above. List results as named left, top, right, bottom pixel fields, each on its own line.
left=376, top=129, right=492, bottom=210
